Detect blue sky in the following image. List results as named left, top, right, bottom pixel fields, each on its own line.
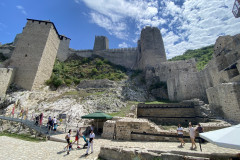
left=0, top=0, right=240, bottom=58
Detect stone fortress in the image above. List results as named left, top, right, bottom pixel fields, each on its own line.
left=0, top=18, right=240, bottom=124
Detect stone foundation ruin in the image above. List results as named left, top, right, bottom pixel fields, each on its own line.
left=137, top=100, right=209, bottom=125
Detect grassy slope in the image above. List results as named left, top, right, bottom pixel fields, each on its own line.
left=108, top=100, right=173, bottom=117
left=46, top=56, right=127, bottom=88
left=0, top=131, right=45, bottom=142
left=169, top=45, right=214, bottom=71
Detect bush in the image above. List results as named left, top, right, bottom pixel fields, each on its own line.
left=73, top=78, right=80, bottom=85
left=96, top=60, right=103, bottom=67
left=52, top=78, right=63, bottom=88
left=64, top=79, right=73, bottom=86
left=91, top=68, right=98, bottom=75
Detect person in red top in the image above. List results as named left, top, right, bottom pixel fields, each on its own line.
left=73, top=128, right=82, bottom=149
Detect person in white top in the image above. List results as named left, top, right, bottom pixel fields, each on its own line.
left=85, top=130, right=95, bottom=156
left=177, top=124, right=185, bottom=147
left=53, top=117, right=57, bottom=132
left=188, top=122, right=197, bottom=149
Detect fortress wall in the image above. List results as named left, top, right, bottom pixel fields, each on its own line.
left=70, top=49, right=93, bottom=58
left=9, top=20, right=56, bottom=90
left=167, top=71, right=208, bottom=102
left=33, top=25, right=60, bottom=89
left=94, top=50, right=138, bottom=69
left=57, top=36, right=70, bottom=62
left=237, top=60, right=240, bottom=73
left=0, top=68, right=15, bottom=100
left=207, top=83, right=240, bottom=123
left=153, top=59, right=197, bottom=82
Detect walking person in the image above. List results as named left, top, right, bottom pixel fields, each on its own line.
left=53, top=117, right=57, bottom=133
left=73, top=128, right=82, bottom=149
left=47, top=116, right=51, bottom=128
left=196, top=123, right=204, bottom=143
left=177, top=124, right=185, bottom=147
left=31, top=112, right=35, bottom=121
left=39, top=113, right=43, bottom=126
left=188, top=122, right=197, bottom=150
left=85, top=130, right=95, bottom=156
left=64, top=129, right=72, bottom=151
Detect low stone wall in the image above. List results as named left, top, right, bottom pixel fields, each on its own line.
left=101, top=117, right=231, bottom=142
left=98, top=146, right=212, bottom=160
left=101, top=120, right=116, bottom=139
left=99, top=146, right=240, bottom=160
left=137, top=101, right=209, bottom=125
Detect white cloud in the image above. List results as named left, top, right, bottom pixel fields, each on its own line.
left=162, top=0, right=240, bottom=58
left=16, top=5, right=27, bottom=15
left=118, top=42, right=130, bottom=48
left=90, top=12, right=127, bottom=39
left=79, top=0, right=240, bottom=59
left=81, top=0, right=165, bottom=39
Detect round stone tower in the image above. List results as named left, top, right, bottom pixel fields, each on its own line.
left=137, top=26, right=166, bottom=69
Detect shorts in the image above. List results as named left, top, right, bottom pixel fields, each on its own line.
left=178, top=134, right=183, bottom=138
left=66, top=139, right=70, bottom=144
left=75, top=136, right=79, bottom=141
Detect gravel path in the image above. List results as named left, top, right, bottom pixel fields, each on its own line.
left=0, top=135, right=239, bottom=160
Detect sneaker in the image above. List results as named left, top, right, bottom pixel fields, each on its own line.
left=91, top=151, right=93, bottom=154
left=85, top=153, right=88, bottom=156
left=67, top=151, right=69, bottom=154
left=77, top=146, right=80, bottom=149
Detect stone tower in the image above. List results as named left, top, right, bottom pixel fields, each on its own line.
left=137, top=26, right=166, bottom=69
left=93, top=36, right=109, bottom=51
left=9, top=19, right=60, bottom=90
left=57, top=35, right=71, bottom=62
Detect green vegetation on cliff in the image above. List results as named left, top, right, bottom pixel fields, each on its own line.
left=169, top=45, right=214, bottom=70
left=46, top=56, right=127, bottom=88
left=0, top=53, right=7, bottom=63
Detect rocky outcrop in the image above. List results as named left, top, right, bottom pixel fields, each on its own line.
left=77, top=79, right=116, bottom=89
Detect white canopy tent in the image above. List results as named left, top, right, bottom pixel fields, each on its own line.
left=200, top=124, right=240, bottom=150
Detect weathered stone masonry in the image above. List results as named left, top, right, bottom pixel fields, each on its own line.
left=1, top=19, right=240, bottom=123
left=8, top=19, right=62, bottom=90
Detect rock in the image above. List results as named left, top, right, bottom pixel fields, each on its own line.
left=77, top=79, right=116, bottom=89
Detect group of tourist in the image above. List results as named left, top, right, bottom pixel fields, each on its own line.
left=64, top=127, right=95, bottom=156
left=46, top=116, right=58, bottom=133
left=34, top=113, right=43, bottom=126
left=177, top=122, right=204, bottom=149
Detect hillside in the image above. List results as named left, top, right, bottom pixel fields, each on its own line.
left=169, top=45, right=214, bottom=70
left=46, top=55, right=127, bottom=88
left=0, top=53, right=7, bottom=63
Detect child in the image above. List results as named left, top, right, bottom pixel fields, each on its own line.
left=67, top=140, right=73, bottom=154
left=64, top=129, right=72, bottom=151
left=82, top=135, right=89, bottom=149
left=73, top=128, right=82, bottom=149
